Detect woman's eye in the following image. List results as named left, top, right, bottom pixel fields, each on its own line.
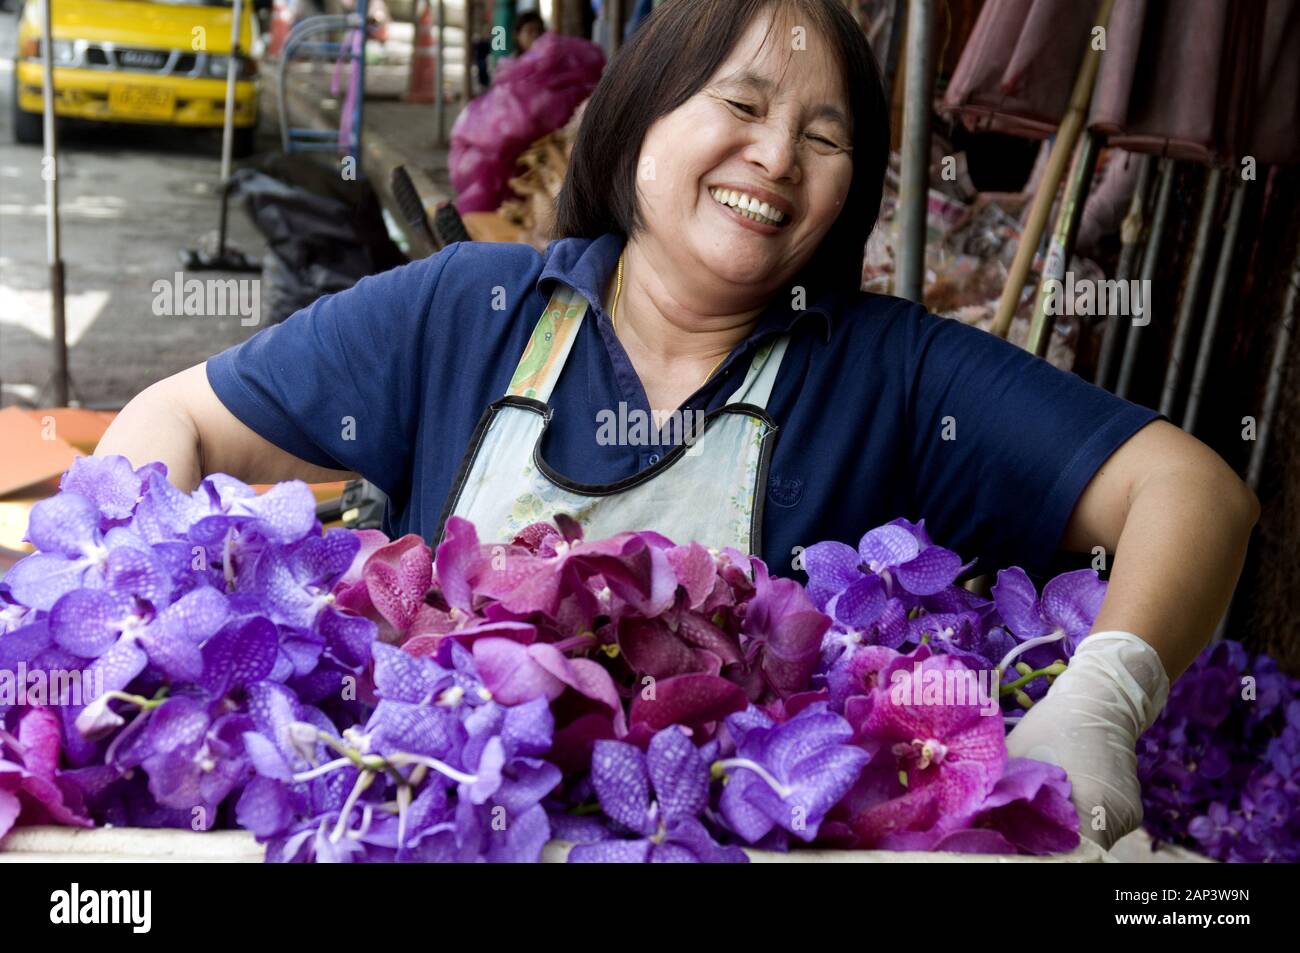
left=805, top=133, right=850, bottom=154
left=726, top=100, right=758, bottom=116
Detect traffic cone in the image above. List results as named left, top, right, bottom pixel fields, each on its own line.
left=268, top=0, right=294, bottom=59
left=405, top=0, right=438, bottom=104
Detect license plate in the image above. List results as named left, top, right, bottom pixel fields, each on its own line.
left=108, top=84, right=175, bottom=120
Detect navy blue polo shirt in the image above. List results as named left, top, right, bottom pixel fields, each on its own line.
left=206, top=232, right=1159, bottom=578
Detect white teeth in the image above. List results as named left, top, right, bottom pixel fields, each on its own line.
left=710, top=187, right=786, bottom=226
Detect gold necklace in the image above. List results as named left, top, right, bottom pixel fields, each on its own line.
left=610, top=251, right=729, bottom=383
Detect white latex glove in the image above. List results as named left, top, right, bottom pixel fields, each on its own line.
left=1004, top=631, right=1170, bottom=849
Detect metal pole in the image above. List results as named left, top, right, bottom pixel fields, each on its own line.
left=216, top=0, right=243, bottom=256
left=434, top=0, right=445, bottom=145
left=1116, top=158, right=1176, bottom=401
left=1183, top=179, right=1248, bottom=434
left=462, top=0, right=475, bottom=102
left=40, top=0, right=68, bottom=406
left=992, top=0, right=1115, bottom=338
left=895, top=0, right=934, bottom=303
left=1096, top=154, right=1153, bottom=390
left=1214, top=243, right=1300, bottom=643
left=1159, top=166, right=1224, bottom=418
left=1027, top=130, right=1103, bottom=358
left=1245, top=247, right=1300, bottom=492
left=220, top=0, right=242, bottom=185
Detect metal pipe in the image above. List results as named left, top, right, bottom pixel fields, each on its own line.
left=1214, top=241, right=1300, bottom=643
left=1027, top=130, right=1103, bottom=358
left=1246, top=246, right=1300, bottom=492
left=1183, top=179, right=1248, bottom=434
left=992, top=0, right=1116, bottom=338
left=1116, top=158, right=1176, bottom=401
left=1159, top=167, right=1224, bottom=418
left=434, top=0, right=445, bottom=145
left=220, top=0, right=242, bottom=186
left=40, top=0, right=68, bottom=406
left=1096, top=154, right=1153, bottom=390
left=895, top=0, right=934, bottom=303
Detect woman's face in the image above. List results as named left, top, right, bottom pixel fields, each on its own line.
left=517, top=21, right=543, bottom=53
left=634, top=14, right=855, bottom=298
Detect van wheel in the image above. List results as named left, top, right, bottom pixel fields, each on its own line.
left=231, top=125, right=256, bottom=158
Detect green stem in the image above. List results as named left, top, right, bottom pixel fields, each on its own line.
left=999, top=662, right=1067, bottom=695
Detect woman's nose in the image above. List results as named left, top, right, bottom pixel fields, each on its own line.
left=743, top=121, right=801, bottom=185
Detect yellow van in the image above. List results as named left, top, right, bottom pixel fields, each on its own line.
left=12, top=0, right=260, bottom=154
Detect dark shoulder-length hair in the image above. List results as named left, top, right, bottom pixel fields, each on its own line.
left=554, top=0, right=889, bottom=297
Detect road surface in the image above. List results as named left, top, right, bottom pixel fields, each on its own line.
left=0, top=10, right=270, bottom=409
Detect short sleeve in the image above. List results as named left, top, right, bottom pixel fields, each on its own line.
left=903, top=308, right=1161, bottom=572
left=206, top=244, right=460, bottom=496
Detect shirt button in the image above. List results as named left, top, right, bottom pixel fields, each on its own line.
left=647, top=453, right=661, bottom=465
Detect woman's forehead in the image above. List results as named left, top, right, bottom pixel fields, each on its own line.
left=709, top=19, right=850, bottom=116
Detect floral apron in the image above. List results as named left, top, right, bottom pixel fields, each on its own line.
left=437, top=285, right=789, bottom=555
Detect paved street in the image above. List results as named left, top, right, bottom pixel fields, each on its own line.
left=0, top=11, right=270, bottom=409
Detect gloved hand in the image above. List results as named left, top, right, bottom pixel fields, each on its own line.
left=1004, top=631, right=1170, bottom=850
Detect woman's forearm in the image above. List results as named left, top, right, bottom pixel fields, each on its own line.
left=1091, top=468, right=1259, bottom=680
left=96, top=378, right=205, bottom=490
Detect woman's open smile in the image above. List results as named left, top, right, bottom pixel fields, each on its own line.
left=707, top=185, right=794, bottom=233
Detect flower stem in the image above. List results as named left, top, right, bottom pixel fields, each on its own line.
left=712, top=758, right=794, bottom=800
left=998, top=662, right=1068, bottom=695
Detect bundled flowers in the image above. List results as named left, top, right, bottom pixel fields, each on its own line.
left=0, top=457, right=1102, bottom=861
left=1137, top=640, right=1300, bottom=863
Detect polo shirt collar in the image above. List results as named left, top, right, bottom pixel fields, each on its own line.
left=536, top=233, right=838, bottom=343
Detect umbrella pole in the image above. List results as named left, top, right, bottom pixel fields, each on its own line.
left=1026, top=130, right=1103, bottom=358
left=1115, top=158, right=1176, bottom=400
left=1245, top=244, right=1300, bottom=493
left=1096, top=154, right=1154, bottom=390
left=1213, top=240, right=1300, bottom=643
left=895, top=0, right=935, bottom=304
left=991, top=0, right=1116, bottom=339
left=1183, top=178, right=1249, bottom=433
left=40, top=0, right=70, bottom=406
left=1159, top=166, right=1225, bottom=418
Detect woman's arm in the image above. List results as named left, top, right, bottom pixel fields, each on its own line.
left=1061, top=419, right=1260, bottom=679
left=96, top=363, right=358, bottom=491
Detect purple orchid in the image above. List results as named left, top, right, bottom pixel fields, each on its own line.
left=251, top=530, right=375, bottom=668
left=992, top=567, right=1106, bottom=660
left=716, top=703, right=868, bottom=844
left=804, top=519, right=965, bottom=628
left=876, top=757, right=1079, bottom=854
left=569, top=727, right=747, bottom=863
left=837, top=650, right=1006, bottom=848
left=736, top=560, right=830, bottom=699
left=0, top=707, right=93, bottom=835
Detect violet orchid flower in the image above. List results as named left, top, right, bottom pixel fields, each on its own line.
left=715, top=703, right=868, bottom=844
left=569, top=727, right=747, bottom=863
left=839, top=650, right=1006, bottom=848
left=804, top=519, right=964, bottom=630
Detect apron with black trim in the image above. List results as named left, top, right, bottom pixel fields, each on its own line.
left=438, top=285, right=788, bottom=554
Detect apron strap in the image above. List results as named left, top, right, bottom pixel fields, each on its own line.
left=726, top=335, right=790, bottom=410
left=507, top=285, right=589, bottom=401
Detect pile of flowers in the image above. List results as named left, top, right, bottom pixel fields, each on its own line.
left=1137, top=640, right=1300, bottom=863
left=0, top=457, right=1103, bottom=861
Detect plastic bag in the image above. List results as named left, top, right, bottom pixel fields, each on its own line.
left=450, top=32, right=605, bottom=214
left=231, top=156, right=406, bottom=324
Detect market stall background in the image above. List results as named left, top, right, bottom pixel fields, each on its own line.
left=0, top=0, right=1297, bottom=863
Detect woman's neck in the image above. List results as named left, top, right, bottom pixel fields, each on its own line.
left=612, top=237, right=766, bottom=370
left=606, top=237, right=771, bottom=413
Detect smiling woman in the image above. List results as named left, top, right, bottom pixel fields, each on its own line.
left=97, top=0, right=1259, bottom=852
